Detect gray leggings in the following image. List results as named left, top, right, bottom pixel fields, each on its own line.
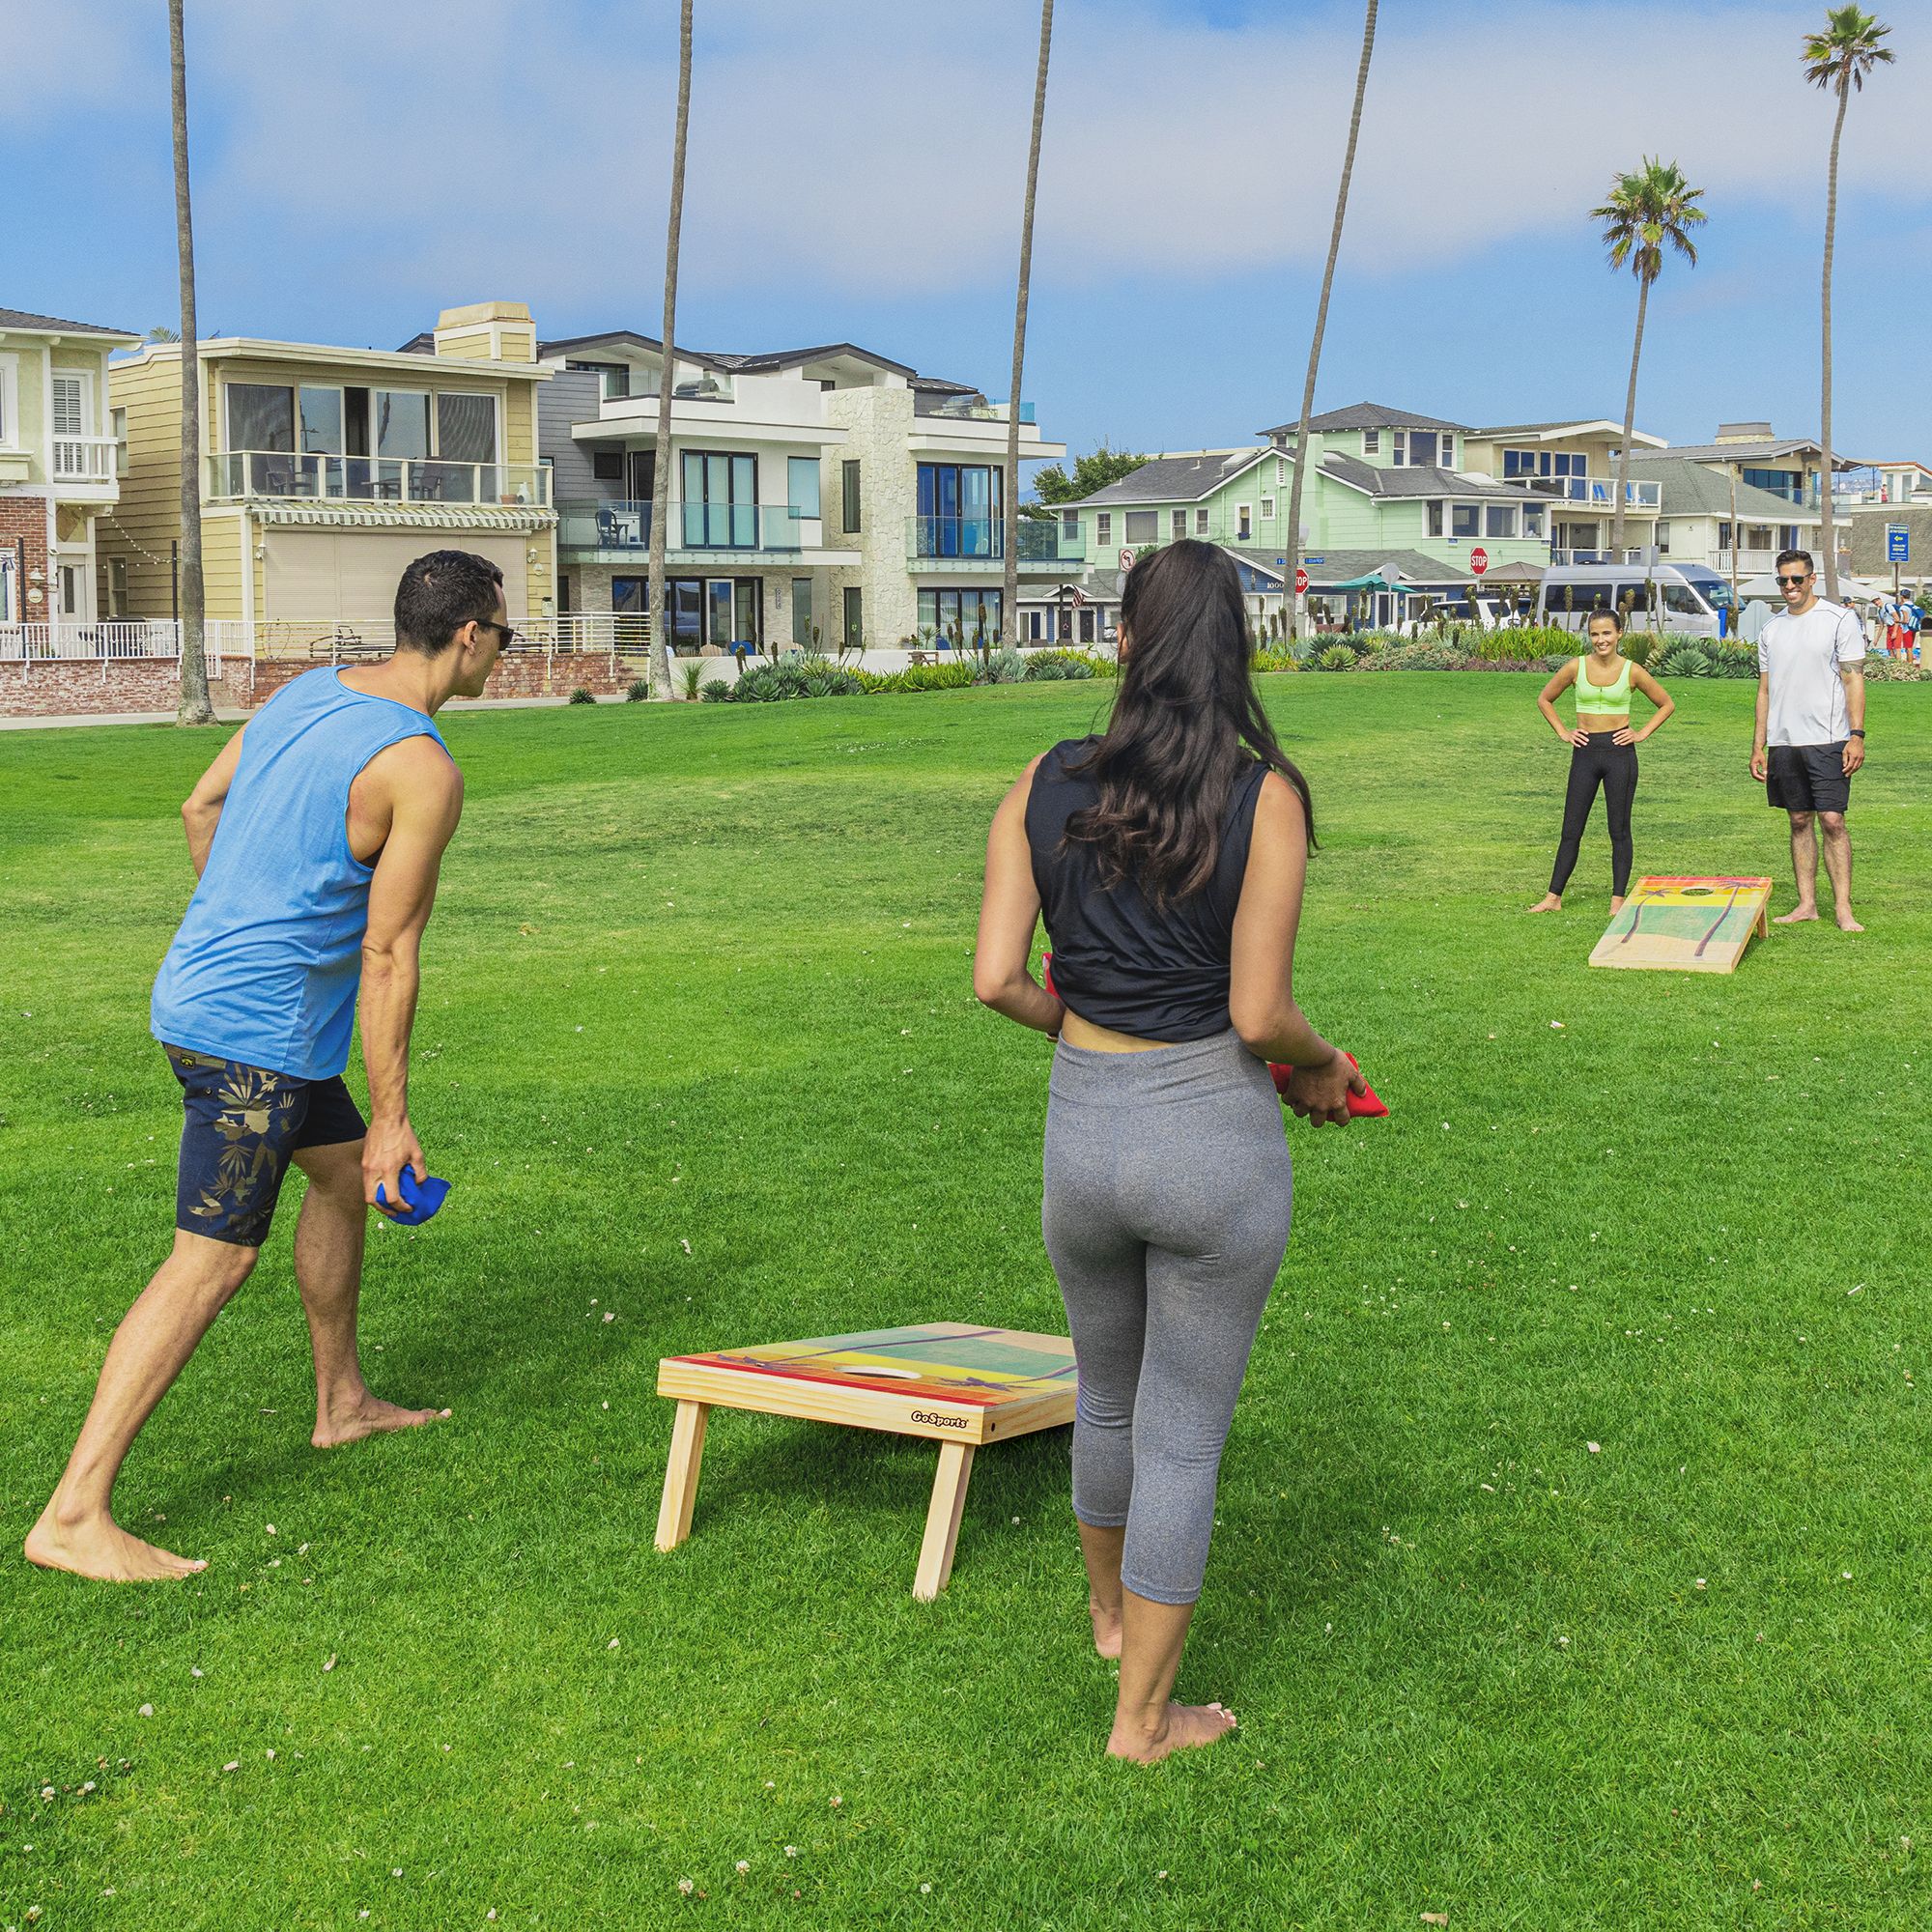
left=1041, top=1029, right=1293, bottom=1605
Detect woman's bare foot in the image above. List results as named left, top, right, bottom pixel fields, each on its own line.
left=1609, top=895, right=1626, bottom=913
left=24, top=1502, right=205, bottom=1581
left=312, top=1393, right=450, bottom=1449
left=1835, top=910, right=1864, bottom=932
left=1090, top=1597, right=1123, bottom=1660
left=1107, top=1701, right=1237, bottom=1763
left=1774, top=904, right=1819, bottom=923
left=1526, top=895, right=1562, bottom=914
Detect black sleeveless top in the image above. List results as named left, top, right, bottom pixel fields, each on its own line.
left=1025, top=737, right=1270, bottom=1041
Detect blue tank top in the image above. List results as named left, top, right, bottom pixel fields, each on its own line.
left=151, top=668, right=449, bottom=1079
left=1025, top=737, right=1269, bottom=1042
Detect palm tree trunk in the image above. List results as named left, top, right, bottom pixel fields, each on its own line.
left=1611, top=270, right=1649, bottom=560
left=169, top=0, right=211, bottom=725
left=645, top=0, right=694, bottom=696
left=1818, top=73, right=1850, bottom=601
left=1003, top=0, right=1054, bottom=651
left=1285, top=0, right=1377, bottom=648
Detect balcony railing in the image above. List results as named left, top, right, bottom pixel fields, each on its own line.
left=207, top=450, right=551, bottom=508
left=1519, top=473, right=1661, bottom=509
left=558, top=498, right=653, bottom=549
left=1548, top=546, right=1660, bottom=567
left=907, top=516, right=1086, bottom=563
left=51, top=436, right=119, bottom=483
left=556, top=499, right=827, bottom=554
left=913, top=395, right=1038, bottom=424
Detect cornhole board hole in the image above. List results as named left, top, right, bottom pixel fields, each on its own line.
left=1589, top=874, right=1773, bottom=974
left=654, top=1322, right=1077, bottom=1600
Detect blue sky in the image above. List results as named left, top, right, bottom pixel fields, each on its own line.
left=2, top=0, right=1926, bottom=465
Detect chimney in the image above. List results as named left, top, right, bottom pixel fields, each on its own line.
left=431, top=301, right=537, bottom=363
left=1715, top=421, right=1774, bottom=443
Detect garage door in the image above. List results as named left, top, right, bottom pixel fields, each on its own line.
left=263, top=530, right=530, bottom=629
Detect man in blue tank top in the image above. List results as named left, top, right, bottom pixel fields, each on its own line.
left=27, top=551, right=510, bottom=1582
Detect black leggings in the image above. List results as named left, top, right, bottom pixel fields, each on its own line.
left=1549, top=735, right=1637, bottom=896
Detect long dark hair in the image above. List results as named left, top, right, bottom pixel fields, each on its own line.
left=1065, top=540, right=1314, bottom=906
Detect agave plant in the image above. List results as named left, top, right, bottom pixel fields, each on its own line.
left=1656, top=645, right=1714, bottom=678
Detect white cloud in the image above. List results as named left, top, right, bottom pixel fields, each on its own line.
left=10, top=0, right=1928, bottom=310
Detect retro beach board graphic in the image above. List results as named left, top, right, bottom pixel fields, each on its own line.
left=1588, top=875, right=1773, bottom=974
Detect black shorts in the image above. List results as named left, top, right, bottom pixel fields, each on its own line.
left=1766, top=743, right=1852, bottom=815
left=164, top=1045, right=366, bottom=1247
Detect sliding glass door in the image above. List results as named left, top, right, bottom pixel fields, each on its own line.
left=681, top=451, right=758, bottom=548
left=916, top=464, right=1003, bottom=557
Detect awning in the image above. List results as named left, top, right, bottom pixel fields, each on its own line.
left=1321, top=570, right=1419, bottom=593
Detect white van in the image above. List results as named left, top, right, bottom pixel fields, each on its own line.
left=1537, top=564, right=1733, bottom=639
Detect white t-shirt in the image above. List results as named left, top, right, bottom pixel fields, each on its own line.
left=1757, top=599, right=1864, bottom=747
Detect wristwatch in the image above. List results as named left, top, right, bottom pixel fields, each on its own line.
left=1850, top=728, right=1866, bottom=738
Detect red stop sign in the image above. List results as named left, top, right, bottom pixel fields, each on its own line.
left=1294, top=567, right=1309, bottom=593
left=1470, top=547, right=1490, bottom=576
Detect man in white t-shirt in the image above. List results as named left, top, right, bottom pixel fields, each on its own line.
left=1751, top=549, right=1866, bottom=931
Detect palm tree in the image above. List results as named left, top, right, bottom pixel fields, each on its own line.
left=645, top=0, right=695, bottom=696
left=1804, top=6, right=1893, bottom=600
left=1283, top=0, right=1378, bottom=650
left=168, top=0, right=211, bottom=725
left=1592, top=158, right=1705, bottom=559
left=1001, top=0, right=1054, bottom=648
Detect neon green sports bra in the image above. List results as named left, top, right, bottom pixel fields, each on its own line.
left=1575, top=654, right=1634, bottom=716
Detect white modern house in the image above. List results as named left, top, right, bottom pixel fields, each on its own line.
left=538, top=334, right=1070, bottom=653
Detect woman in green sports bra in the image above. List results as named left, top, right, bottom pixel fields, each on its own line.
left=1526, top=608, right=1674, bottom=913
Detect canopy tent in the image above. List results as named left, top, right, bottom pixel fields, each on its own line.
left=1321, top=569, right=1421, bottom=594
left=1473, top=560, right=1546, bottom=584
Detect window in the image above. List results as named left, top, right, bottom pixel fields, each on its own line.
left=1484, top=503, right=1516, bottom=539
left=1195, top=506, right=1209, bottom=536
left=1124, top=510, right=1158, bottom=544
left=299, top=386, right=344, bottom=454
left=791, top=577, right=813, bottom=648
left=1260, top=497, right=1276, bottom=521
left=1096, top=511, right=1112, bottom=546
left=1743, top=468, right=1803, bottom=503
left=1522, top=503, right=1546, bottom=539
left=1171, top=509, right=1187, bottom=540
left=1746, top=524, right=1773, bottom=551
left=1780, top=524, right=1800, bottom=552
left=841, top=459, right=862, bottom=532
left=1439, top=437, right=1455, bottom=469
left=1277, top=458, right=1288, bottom=485
left=787, top=456, right=821, bottom=521
left=843, top=584, right=864, bottom=651
left=1236, top=503, right=1253, bottom=540
left=111, top=406, right=128, bottom=476
left=591, top=450, right=624, bottom=481
left=1427, top=500, right=1444, bottom=537
left=437, top=392, right=498, bottom=466
left=1392, top=431, right=1406, bottom=465
left=0, top=548, right=14, bottom=622
left=1363, top=429, right=1380, bottom=455
left=375, top=389, right=430, bottom=460
left=1407, top=431, right=1438, bottom=469
left=1079, top=607, right=1096, bottom=642
left=1502, top=447, right=1535, bottom=478
left=1062, top=508, right=1079, bottom=540
left=58, top=561, right=82, bottom=617
left=918, top=587, right=1002, bottom=645
left=1662, top=582, right=1710, bottom=616
left=1553, top=451, right=1585, bottom=478
left=51, top=373, right=87, bottom=438
left=227, top=382, right=296, bottom=451
left=1656, top=521, right=1671, bottom=554
left=1452, top=503, right=1480, bottom=539
left=682, top=451, right=759, bottom=547
left=916, top=463, right=1003, bottom=556
left=599, top=365, right=631, bottom=401
left=1719, top=523, right=1734, bottom=551
left=104, top=555, right=128, bottom=617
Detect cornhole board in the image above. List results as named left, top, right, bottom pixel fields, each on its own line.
left=654, top=1322, right=1077, bottom=1600
left=1588, top=874, right=1773, bottom=974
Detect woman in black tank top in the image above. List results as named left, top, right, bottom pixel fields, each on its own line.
left=973, top=541, right=1364, bottom=1762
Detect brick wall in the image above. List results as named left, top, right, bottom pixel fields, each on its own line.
left=0, top=647, right=651, bottom=721
left=1, top=496, right=50, bottom=621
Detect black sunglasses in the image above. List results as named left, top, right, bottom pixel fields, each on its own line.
left=476, top=618, right=520, bottom=646
left=1776, top=574, right=1811, bottom=588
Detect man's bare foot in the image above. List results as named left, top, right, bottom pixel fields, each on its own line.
left=24, top=1502, right=205, bottom=1582
left=1774, top=905, right=1820, bottom=924
left=1835, top=911, right=1864, bottom=932
left=1090, top=1597, right=1123, bottom=1660
left=1526, top=895, right=1562, bottom=914
left=312, top=1393, right=450, bottom=1449
left=1107, top=1700, right=1237, bottom=1763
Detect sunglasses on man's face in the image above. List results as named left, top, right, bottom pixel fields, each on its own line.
left=476, top=618, right=520, bottom=646
left=1776, top=574, right=1811, bottom=588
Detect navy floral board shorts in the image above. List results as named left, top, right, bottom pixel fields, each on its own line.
left=164, top=1045, right=367, bottom=1246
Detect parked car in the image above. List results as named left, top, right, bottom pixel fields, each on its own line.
left=1536, top=564, right=1732, bottom=639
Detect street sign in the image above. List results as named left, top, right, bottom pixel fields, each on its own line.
left=1470, top=547, right=1490, bottom=577
left=1889, top=525, right=1911, bottom=563
left=1304, top=555, right=1325, bottom=565
left=1294, top=567, right=1309, bottom=593
left=1119, top=548, right=1135, bottom=573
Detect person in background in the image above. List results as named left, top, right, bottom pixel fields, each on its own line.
left=1751, top=548, right=1866, bottom=931
left=974, top=540, right=1362, bottom=1763
left=26, top=552, right=507, bottom=1582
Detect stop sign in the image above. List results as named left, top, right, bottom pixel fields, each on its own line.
left=1470, top=547, right=1489, bottom=576
left=1294, top=567, right=1309, bottom=593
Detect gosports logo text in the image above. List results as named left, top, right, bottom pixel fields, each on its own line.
left=910, top=1409, right=969, bottom=1430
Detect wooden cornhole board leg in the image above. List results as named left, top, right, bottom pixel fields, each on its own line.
left=912, top=1440, right=977, bottom=1603
left=654, top=1399, right=710, bottom=1551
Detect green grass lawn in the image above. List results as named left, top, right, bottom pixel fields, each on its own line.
left=4, top=674, right=1930, bottom=1931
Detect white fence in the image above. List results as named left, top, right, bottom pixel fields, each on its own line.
left=1, top=620, right=251, bottom=668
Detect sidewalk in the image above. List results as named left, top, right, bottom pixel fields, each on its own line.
left=0, top=694, right=598, bottom=732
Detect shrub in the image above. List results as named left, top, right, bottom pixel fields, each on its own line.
left=1864, top=655, right=1930, bottom=682
left=1252, top=648, right=1299, bottom=674
left=626, top=676, right=651, bottom=702
left=983, top=646, right=1027, bottom=685
left=1355, top=642, right=1461, bottom=672
left=1620, top=632, right=1661, bottom=668
left=1656, top=645, right=1713, bottom=679
left=568, top=687, right=596, bottom=704
left=1026, top=648, right=1112, bottom=680
left=1315, top=643, right=1356, bottom=672
left=1710, top=641, right=1758, bottom=679
left=1027, top=656, right=1067, bottom=681
left=898, top=661, right=976, bottom=692
left=677, top=661, right=705, bottom=700
left=699, top=679, right=732, bottom=702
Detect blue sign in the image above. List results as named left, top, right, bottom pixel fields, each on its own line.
left=1888, top=525, right=1911, bottom=563
left=1305, top=555, right=1325, bottom=565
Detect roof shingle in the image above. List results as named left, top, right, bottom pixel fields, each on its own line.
left=0, top=306, right=140, bottom=339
